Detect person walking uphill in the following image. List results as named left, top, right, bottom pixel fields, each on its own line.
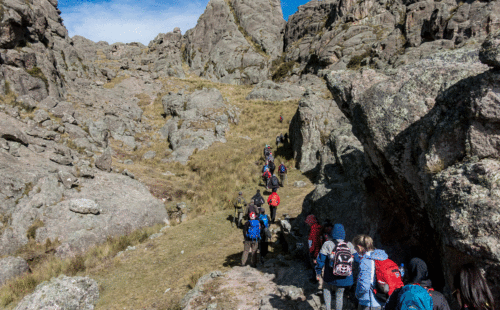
left=252, top=189, right=265, bottom=210
left=233, top=191, right=247, bottom=228
left=305, top=215, right=322, bottom=283
left=241, top=212, right=263, bottom=267
left=316, top=224, right=355, bottom=310
left=267, top=191, right=280, bottom=223
left=353, top=234, right=388, bottom=310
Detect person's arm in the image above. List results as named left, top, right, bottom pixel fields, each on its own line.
left=355, top=259, right=373, bottom=298
left=315, top=253, right=327, bottom=277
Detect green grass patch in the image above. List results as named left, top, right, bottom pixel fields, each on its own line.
left=25, top=67, right=49, bottom=91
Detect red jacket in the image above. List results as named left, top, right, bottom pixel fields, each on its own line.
left=308, top=223, right=322, bottom=257
left=267, top=192, right=280, bottom=207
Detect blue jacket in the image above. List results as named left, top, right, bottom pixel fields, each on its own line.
left=355, top=249, right=388, bottom=307
left=315, top=240, right=354, bottom=287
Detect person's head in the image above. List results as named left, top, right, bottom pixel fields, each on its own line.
left=238, top=191, right=243, bottom=196
left=256, top=189, right=260, bottom=194
left=454, top=263, right=494, bottom=310
left=352, top=234, right=375, bottom=255
left=331, top=223, right=345, bottom=240
left=250, top=199, right=254, bottom=205
left=260, top=207, right=265, bottom=214
left=304, top=214, right=317, bottom=226
left=249, top=212, right=256, bottom=220
left=408, top=257, right=430, bottom=285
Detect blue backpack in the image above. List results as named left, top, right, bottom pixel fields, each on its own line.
left=259, top=214, right=269, bottom=228
left=397, top=284, right=433, bottom=310
left=279, top=164, right=286, bottom=173
left=262, top=165, right=269, bottom=173
left=246, top=220, right=261, bottom=240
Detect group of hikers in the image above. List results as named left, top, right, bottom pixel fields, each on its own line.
left=233, top=142, right=289, bottom=267
left=304, top=214, right=495, bottom=310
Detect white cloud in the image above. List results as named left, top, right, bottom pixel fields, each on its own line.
left=60, top=0, right=209, bottom=45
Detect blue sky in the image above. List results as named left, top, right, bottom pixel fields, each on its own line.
left=59, top=0, right=311, bottom=45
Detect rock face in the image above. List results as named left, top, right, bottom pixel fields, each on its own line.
left=0, top=256, right=29, bottom=285
left=14, top=275, right=99, bottom=310
left=230, top=0, right=286, bottom=59
left=183, top=0, right=271, bottom=85
left=147, top=27, right=185, bottom=78
left=160, top=88, right=239, bottom=164
left=323, top=46, right=500, bottom=299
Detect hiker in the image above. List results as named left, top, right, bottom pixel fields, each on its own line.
left=267, top=191, right=280, bottom=223
left=268, top=174, right=280, bottom=193
left=251, top=189, right=265, bottom=209
left=258, top=208, right=271, bottom=263
left=352, top=234, right=389, bottom=310
left=280, top=132, right=284, bottom=144
left=276, top=134, right=281, bottom=148
left=321, top=219, right=334, bottom=245
left=262, top=162, right=269, bottom=173
left=268, top=157, right=275, bottom=174
left=264, top=145, right=271, bottom=158
left=316, top=224, right=355, bottom=310
left=278, top=161, right=287, bottom=186
left=284, top=132, right=289, bottom=144
left=233, top=191, right=247, bottom=228
left=385, top=257, right=450, bottom=310
left=262, top=170, right=271, bottom=189
left=305, top=214, right=322, bottom=283
left=241, top=212, right=263, bottom=267
left=246, top=199, right=259, bottom=219
left=267, top=152, right=275, bottom=165
left=453, top=263, right=495, bottom=310
left=279, top=115, right=283, bottom=123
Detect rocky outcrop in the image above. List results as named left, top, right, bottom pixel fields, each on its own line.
left=323, top=45, right=500, bottom=298
left=160, top=88, right=239, bottom=164
left=147, top=27, right=185, bottom=78
left=230, top=0, right=286, bottom=59
left=14, top=275, right=99, bottom=310
left=183, top=0, right=270, bottom=85
left=280, top=0, right=500, bottom=77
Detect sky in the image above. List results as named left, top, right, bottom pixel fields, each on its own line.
left=58, top=0, right=311, bottom=45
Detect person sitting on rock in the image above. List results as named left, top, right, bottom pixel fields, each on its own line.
left=241, top=212, right=263, bottom=267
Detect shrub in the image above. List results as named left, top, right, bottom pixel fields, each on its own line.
left=26, top=67, right=49, bottom=90
left=272, top=61, right=296, bottom=82
left=26, top=219, right=44, bottom=240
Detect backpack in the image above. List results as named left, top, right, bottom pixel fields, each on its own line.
left=279, top=164, right=286, bottom=174
left=329, top=241, right=353, bottom=277
left=246, top=219, right=261, bottom=240
left=235, top=197, right=245, bottom=209
left=268, top=194, right=279, bottom=207
left=263, top=171, right=271, bottom=179
left=373, top=259, right=405, bottom=301
left=262, top=165, right=269, bottom=173
left=259, top=214, right=269, bottom=228
left=268, top=161, right=275, bottom=171
left=271, top=175, right=279, bottom=188
left=264, top=148, right=270, bottom=157
left=396, top=284, right=433, bottom=310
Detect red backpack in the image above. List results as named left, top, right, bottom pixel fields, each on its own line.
left=373, top=259, right=404, bottom=301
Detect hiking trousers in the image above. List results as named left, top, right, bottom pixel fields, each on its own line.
left=270, top=206, right=277, bottom=222
left=279, top=173, right=286, bottom=186
left=323, top=284, right=345, bottom=310
left=241, top=241, right=259, bottom=266
left=234, top=208, right=243, bottom=228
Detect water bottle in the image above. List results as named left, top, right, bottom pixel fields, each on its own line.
left=399, top=263, right=405, bottom=278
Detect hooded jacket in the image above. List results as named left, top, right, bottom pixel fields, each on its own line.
left=251, top=192, right=265, bottom=207
left=355, top=249, right=388, bottom=308
left=315, top=224, right=354, bottom=287
left=384, top=258, right=451, bottom=310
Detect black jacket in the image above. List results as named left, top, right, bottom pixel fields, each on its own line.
left=251, top=193, right=265, bottom=207
left=385, top=258, right=451, bottom=310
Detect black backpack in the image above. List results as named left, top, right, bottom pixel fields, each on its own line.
left=271, top=175, right=279, bottom=188
left=268, top=161, right=275, bottom=171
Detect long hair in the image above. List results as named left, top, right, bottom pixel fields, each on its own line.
left=352, top=234, right=375, bottom=251
left=454, top=263, right=495, bottom=310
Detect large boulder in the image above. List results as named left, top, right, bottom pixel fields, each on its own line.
left=14, top=275, right=99, bottom=310
left=325, top=46, right=500, bottom=298
left=246, top=80, right=304, bottom=101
